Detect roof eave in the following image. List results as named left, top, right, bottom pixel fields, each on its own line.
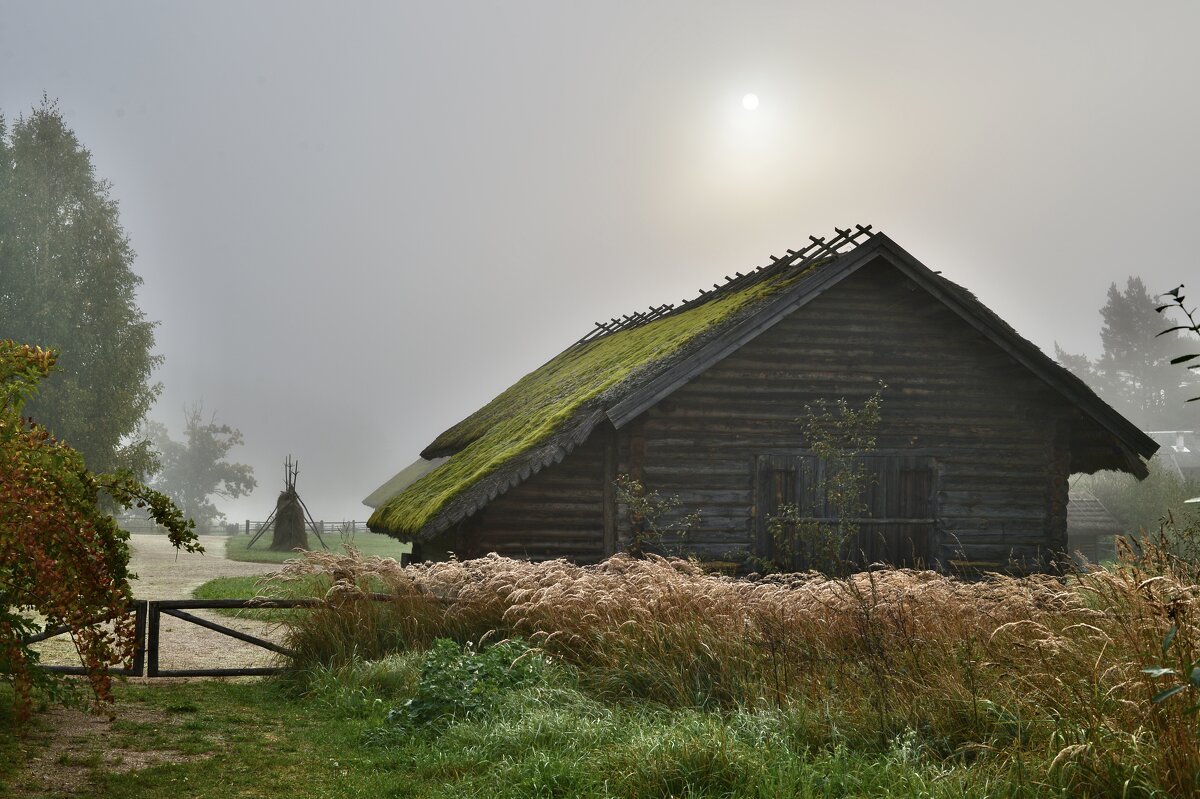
left=867, top=235, right=1158, bottom=465
left=605, top=233, right=1157, bottom=477
left=375, top=410, right=609, bottom=542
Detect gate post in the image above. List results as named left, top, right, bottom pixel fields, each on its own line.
left=146, top=601, right=161, bottom=677
left=130, top=600, right=148, bottom=677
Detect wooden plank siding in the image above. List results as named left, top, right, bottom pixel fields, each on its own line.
left=454, top=430, right=611, bottom=563
left=618, top=261, right=1075, bottom=572
left=450, top=261, right=1079, bottom=572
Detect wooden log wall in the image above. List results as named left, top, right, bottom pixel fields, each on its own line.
left=451, top=258, right=1084, bottom=573
left=622, top=260, right=1078, bottom=572
left=456, top=430, right=610, bottom=563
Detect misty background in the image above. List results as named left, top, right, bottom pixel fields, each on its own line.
left=2, top=1, right=1198, bottom=523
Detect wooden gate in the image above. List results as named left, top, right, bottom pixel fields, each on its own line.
left=24, top=598, right=322, bottom=678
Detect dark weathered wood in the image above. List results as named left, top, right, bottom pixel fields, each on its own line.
left=25, top=602, right=146, bottom=677
left=146, top=601, right=161, bottom=677
left=152, top=598, right=324, bottom=609
left=159, top=608, right=297, bottom=657
left=753, top=453, right=934, bottom=569
left=463, top=431, right=609, bottom=562
left=21, top=606, right=131, bottom=644
left=28, top=597, right=415, bottom=680
left=151, top=667, right=284, bottom=678
left=606, top=248, right=874, bottom=429
left=444, top=256, right=1152, bottom=573
left=129, top=601, right=146, bottom=677
left=622, top=262, right=1087, bottom=569
left=603, top=423, right=617, bottom=556
left=246, top=503, right=279, bottom=549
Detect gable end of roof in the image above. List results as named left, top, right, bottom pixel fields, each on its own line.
left=369, top=227, right=1159, bottom=539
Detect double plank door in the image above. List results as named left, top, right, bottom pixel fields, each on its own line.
left=755, top=453, right=936, bottom=570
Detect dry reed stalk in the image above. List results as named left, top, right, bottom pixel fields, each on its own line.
left=270, top=543, right=1200, bottom=793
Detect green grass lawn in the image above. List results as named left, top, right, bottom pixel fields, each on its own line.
left=191, top=575, right=275, bottom=600
left=191, top=574, right=326, bottom=622
left=223, top=531, right=412, bottom=564
left=0, top=667, right=999, bottom=799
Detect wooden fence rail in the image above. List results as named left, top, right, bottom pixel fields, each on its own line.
left=119, top=519, right=376, bottom=538
left=25, top=598, right=354, bottom=678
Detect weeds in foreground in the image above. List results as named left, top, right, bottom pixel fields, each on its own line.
left=2, top=676, right=1012, bottom=799
left=268, top=541, right=1200, bottom=796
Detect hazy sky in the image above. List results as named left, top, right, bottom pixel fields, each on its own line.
left=2, top=2, right=1198, bottom=522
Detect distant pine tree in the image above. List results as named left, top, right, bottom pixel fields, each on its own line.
left=1056, top=277, right=1197, bottom=430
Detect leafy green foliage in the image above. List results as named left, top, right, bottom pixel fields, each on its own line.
left=1156, top=284, right=1200, bottom=403
left=764, top=387, right=883, bottom=574
left=142, top=406, right=256, bottom=528
left=612, top=474, right=701, bottom=557
left=1144, top=623, right=1200, bottom=709
left=387, top=638, right=546, bottom=728
left=0, top=341, right=197, bottom=723
left=0, top=98, right=162, bottom=477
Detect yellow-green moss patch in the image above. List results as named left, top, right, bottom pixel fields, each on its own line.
left=370, top=265, right=812, bottom=537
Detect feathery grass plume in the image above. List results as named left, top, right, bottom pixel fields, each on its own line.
left=270, top=543, right=1200, bottom=795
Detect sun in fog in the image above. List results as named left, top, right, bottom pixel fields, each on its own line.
left=742, top=93, right=759, bottom=111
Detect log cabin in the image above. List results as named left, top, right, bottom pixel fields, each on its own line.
left=366, top=226, right=1158, bottom=573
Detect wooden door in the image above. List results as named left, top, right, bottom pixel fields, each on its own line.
left=755, top=454, right=935, bottom=570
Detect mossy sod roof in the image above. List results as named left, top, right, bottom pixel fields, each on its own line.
left=367, top=223, right=1160, bottom=540
left=368, top=246, right=834, bottom=538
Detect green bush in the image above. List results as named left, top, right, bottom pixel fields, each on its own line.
left=388, top=638, right=547, bottom=728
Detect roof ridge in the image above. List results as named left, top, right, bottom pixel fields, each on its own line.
left=574, top=224, right=877, bottom=346
left=369, top=225, right=1158, bottom=540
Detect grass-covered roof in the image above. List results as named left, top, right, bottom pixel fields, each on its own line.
left=367, top=223, right=1159, bottom=539
left=368, top=246, right=829, bottom=538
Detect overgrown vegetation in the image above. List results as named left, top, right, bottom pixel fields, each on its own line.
left=247, top=540, right=1200, bottom=796
left=1073, top=456, right=1200, bottom=538
left=763, top=387, right=883, bottom=575
left=384, top=638, right=546, bottom=729
left=612, top=473, right=701, bottom=557
left=9, top=534, right=1200, bottom=795
left=0, top=341, right=196, bottom=724
left=0, top=677, right=1007, bottom=799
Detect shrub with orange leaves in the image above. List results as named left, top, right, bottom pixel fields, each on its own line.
left=0, top=340, right=198, bottom=722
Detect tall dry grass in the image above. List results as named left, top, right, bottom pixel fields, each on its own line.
left=271, top=543, right=1200, bottom=795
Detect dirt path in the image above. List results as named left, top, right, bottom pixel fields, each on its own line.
left=13, top=537, right=298, bottom=797
left=126, top=533, right=279, bottom=598
left=8, top=703, right=212, bottom=798
left=32, top=534, right=290, bottom=673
